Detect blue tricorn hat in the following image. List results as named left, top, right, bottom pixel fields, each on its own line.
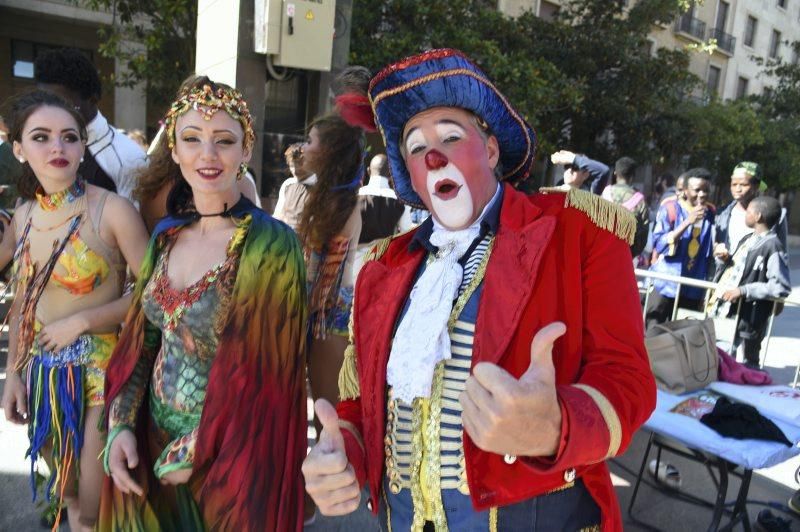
left=368, top=48, right=537, bottom=207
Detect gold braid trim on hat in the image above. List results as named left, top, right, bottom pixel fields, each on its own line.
left=164, top=84, right=255, bottom=152
left=539, top=186, right=636, bottom=245
left=369, top=68, right=534, bottom=184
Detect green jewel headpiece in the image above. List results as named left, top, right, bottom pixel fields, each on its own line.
left=164, top=84, right=255, bottom=152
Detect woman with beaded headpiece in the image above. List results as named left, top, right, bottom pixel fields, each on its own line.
left=0, top=90, right=149, bottom=531
left=135, top=75, right=261, bottom=233
left=98, top=77, right=308, bottom=530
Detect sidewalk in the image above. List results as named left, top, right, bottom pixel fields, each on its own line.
left=2, top=251, right=800, bottom=530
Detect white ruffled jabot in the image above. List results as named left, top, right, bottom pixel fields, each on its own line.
left=386, top=223, right=480, bottom=404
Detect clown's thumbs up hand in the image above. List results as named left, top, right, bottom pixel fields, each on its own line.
left=461, top=322, right=566, bottom=457
left=302, top=399, right=361, bottom=516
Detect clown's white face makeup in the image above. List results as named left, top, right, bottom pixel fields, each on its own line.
left=402, top=107, right=499, bottom=230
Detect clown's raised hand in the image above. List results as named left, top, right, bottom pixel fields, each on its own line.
left=460, top=322, right=566, bottom=457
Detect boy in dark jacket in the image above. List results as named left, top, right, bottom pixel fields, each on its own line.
left=708, top=196, right=791, bottom=367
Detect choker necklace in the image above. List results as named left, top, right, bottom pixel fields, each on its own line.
left=36, top=178, right=86, bottom=211
left=196, top=203, right=232, bottom=218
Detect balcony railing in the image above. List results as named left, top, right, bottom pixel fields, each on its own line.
left=709, top=27, right=736, bottom=55
left=674, top=15, right=706, bottom=41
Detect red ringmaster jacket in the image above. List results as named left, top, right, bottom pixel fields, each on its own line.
left=336, top=183, right=656, bottom=531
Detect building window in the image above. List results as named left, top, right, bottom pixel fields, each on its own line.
left=715, top=1, right=730, bottom=32
left=736, top=77, right=749, bottom=98
left=769, top=29, right=782, bottom=58
left=539, top=0, right=560, bottom=22
left=11, top=40, right=90, bottom=79
left=777, top=0, right=787, bottom=8
left=707, top=65, right=722, bottom=95
left=744, top=16, right=758, bottom=47
left=11, top=40, right=35, bottom=78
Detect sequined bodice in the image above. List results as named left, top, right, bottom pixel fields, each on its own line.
left=142, top=243, right=236, bottom=416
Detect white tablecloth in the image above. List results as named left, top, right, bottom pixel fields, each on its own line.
left=645, top=388, right=800, bottom=470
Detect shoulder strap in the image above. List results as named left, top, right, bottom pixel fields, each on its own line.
left=91, top=190, right=112, bottom=232
left=622, top=191, right=645, bottom=211
left=12, top=214, right=83, bottom=371
left=666, top=200, right=678, bottom=225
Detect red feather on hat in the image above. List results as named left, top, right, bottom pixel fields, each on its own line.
left=335, top=93, right=377, bottom=132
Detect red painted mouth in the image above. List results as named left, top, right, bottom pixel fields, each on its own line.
left=433, top=179, right=461, bottom=200
left=197, top=168, right=223, bottom=180
left=48, top=158, right=69, bottom=168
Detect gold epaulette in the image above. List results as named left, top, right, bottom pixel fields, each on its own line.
left=337, top=234, right=396, bottom=400
left=360, top=234, right=393, bottom=263
left=539, top=186, right=636, bottom=245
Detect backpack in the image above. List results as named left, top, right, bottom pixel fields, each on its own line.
left=650, top=200, right=678, bottom=264
left=602, top=187, right=650, bottom=257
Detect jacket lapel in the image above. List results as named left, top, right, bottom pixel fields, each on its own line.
left=355, top=245, right=425, bottom=495
left=355, top=247, right=425, bottom=401
left=473, top=186, right=557, bottom=366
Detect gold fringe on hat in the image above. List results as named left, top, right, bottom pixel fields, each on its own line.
left=539, top=186, right=636, bottom=245
left=338, top=235, right=394, bottom=400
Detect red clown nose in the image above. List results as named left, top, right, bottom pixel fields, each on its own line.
left=425, top=149, right=449, bottom=171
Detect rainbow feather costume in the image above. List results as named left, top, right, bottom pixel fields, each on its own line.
left=99, top=197, right=308, bottom=531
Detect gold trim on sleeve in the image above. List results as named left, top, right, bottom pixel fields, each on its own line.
left=573, top=383, right=622, bottom=458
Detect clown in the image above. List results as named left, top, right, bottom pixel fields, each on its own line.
left=302, top=49, right=656, bottom=531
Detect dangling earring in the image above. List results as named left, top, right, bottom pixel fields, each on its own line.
left=237, top=162, right=248, bottom=181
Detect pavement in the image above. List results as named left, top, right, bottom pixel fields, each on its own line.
left=2, top=250, right=800, bottom=530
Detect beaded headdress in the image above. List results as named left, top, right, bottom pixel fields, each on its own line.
left=164, top=84, right=255, bottom=152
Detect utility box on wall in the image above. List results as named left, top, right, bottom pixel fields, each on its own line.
left=254, top=0, right=336, bottom=71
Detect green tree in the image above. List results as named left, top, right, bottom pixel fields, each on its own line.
left=746, top=40, right=800, bottom=193
left=350, top=0, right=582, bottom=157
left=74, top=0, right=197, bottom=109
left=351, top=0, right=700, bottom=165
left=682, top=98, right=763, bottom=180
left=519, top=0, right=700, bottom=164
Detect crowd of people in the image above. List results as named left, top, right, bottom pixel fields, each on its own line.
left=549, top=149, right=792, bottom=369
left=0, top=44, right=793, bottom=532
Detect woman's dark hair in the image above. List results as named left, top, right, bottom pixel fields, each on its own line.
left=6, top=90, right=87, bottom=200
left=297, top=113, right=364, bottom=250
left=134, top=75, right=249, bottom=216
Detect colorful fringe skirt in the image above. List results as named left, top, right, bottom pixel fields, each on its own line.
left=25, top=333, right=117, bottom=511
